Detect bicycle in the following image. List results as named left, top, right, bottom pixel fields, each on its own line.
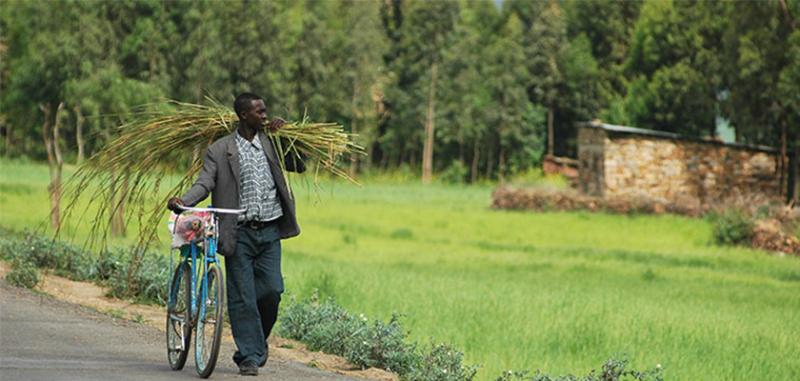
left=166, top=205, right=244, bottom=378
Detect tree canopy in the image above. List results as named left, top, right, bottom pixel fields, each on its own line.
left=1, top=0, right=797, bottom=182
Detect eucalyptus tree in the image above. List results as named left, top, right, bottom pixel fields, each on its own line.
left=620, top=0, right=727, bottom=137
left=721, top=0, right=799, bottom=197
left=565, top=0, right=640, bottom=115
left=390, top=0, right=459, bottom=183
left=485, top=14, right=545, bottom=180
left=1, top=0, right=86, bottom=229
left=334, top=0, right=389, bottom=175
left=438, top=0, right=498, bottom=182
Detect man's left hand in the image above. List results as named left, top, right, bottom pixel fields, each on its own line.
left=267, top=118, right=286, bottom=132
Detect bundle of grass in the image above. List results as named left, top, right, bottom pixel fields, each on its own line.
left=60, top=100, right=364, bottom=256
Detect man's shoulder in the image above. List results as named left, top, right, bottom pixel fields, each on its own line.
left=206, top=133, right=236, bottom=154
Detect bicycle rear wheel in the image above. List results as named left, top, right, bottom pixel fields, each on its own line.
left=166, top=261, right=191, bottom=370
left=195, top=264, right=225, bottom=378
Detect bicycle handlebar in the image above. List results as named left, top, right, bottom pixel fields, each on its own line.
left=176, top=205, right=246, bottom=215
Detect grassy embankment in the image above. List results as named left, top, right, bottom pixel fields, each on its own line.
left=1, top=159, right=798, bottom=381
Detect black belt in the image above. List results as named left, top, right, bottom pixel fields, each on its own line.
left=238, top=219, right=276, bottom=230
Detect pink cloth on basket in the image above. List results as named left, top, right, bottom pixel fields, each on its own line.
left=168, top=212, right=211, bottom=248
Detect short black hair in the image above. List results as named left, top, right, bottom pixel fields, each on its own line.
left=234, top=92, right=263, bottom=119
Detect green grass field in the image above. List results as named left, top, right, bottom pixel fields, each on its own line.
left=1, top=159, right=798, bottom=380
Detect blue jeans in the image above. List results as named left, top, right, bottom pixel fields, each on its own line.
left=225, top=223, right=284, bottom=365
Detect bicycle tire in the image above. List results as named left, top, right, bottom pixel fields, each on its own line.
left=195, top=264, right=225, bottom=378
left=166, top=261, right=191, bottom=370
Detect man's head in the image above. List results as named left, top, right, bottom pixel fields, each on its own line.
left=234, top=92, right=268, bottom=130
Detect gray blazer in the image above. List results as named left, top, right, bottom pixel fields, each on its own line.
left=180, top=130, right=305, bottom=255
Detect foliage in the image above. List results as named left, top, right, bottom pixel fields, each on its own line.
left=6, top=257, right=40, bottom=289
left=439, top=161, right=468, bottom=184
left=405, top=344, right=478, bottom=381
left=709, top=209, right=755, bottom=246
left=278, top=293, right=664, bottom=381
left=495, top=357, right=662, bottom=381
left=2, top=0, right=796, bottom=182
left=507, top=168, right=568, bottom=189
left=278, top=294, right=422, bottom=376
left=0, top=230, right=169, bottom=304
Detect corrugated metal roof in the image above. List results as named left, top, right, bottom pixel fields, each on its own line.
left=577, top=121, right=779, bottom=153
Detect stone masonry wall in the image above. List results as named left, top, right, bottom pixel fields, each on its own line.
left=578, top=126, right=781, bottom=206
left=577, top=127, right=606, bottom=196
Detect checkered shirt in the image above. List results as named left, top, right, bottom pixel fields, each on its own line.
left=235, top=132, right=283, bottom=222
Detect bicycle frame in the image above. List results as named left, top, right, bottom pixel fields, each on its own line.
left=168, top=206, right=243, bottom=324
left=166, top=205, right=243, bottom=376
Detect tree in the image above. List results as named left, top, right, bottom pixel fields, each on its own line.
left=619, top=0, right=726, bottom=136
left=486, top=14, right=545, bottom=180
left=2, top=1, right=86, bottom=229
left=438, top=0, right=498, bottom=182
left=334, top=0, right=388, bottom=176
left=565, top=0, right=641, bottom=110
left=394, top=0, right=459, bottom=184
left=721, top=0, right=799, bottom=198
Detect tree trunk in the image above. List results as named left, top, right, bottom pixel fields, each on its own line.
left=110, top=174, right=129, bottom=237
left=3, top=121, right=11, bottom=157
left=792, top=142, right=799, bottom=204
left=780, top=120, right=787, bottom=197
left=350, top=120, right=359, bottom=179
left=779, top=0, right=797, bottom=31
left=498, top=145, right=506, bottom=184
left=40, top=102, right=65, bottom=231
left=458, top=129, right=464, bottom=163
left=547, top=106, right=555, bottom=157
left=471, top=138, right=480, bottom=183
left=350, top=83, right=360, bottom=179
left=74, top=105, right=85, bottom=164
left=422, top=63, right=438, bottom=184
left=485, top=144, right=494, bottom=180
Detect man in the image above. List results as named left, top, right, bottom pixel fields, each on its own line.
left=167, top=92, right=305, bottom=376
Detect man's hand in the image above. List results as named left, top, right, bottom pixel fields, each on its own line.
left=167, top=197, right=184, bottom=214
left=267, top=117, right=286, bottom=132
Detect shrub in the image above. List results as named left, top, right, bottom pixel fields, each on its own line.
left=405, top=344, right=477, bottom=381
left=277, top=294, right=473, bottom=380
left=709, top=209, right=754, bottom=246
left=345, top=315, right=420, bottom=375
left=6, top=257, right=39, bottom=289
left=494, top=357, right=663, bottom=381
left=508, top=168, right=568, bottom=189
left=439, top=162, right=468, bottom=184
left=106, top=249, right=171, bottom=304
left=0, top=230, right=170, bottom=304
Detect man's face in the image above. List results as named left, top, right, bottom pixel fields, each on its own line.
left=241, top=99, right=268, bottom=130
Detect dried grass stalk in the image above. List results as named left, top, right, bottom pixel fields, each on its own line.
left=60, top=100, right=365, bottom=254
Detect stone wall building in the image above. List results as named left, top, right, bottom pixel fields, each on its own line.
left=577, top=121, right=787, bottom=206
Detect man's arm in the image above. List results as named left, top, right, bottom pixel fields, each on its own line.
left=168, top=147, right=217, bottom=212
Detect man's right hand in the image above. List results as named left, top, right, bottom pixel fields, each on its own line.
left=167, top=197, right=184, bottom=214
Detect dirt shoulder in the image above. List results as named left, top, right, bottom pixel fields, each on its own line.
left=0, top=260, right=396, bottom=381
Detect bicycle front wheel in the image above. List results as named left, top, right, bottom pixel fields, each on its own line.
left=195, top=264, right=225, bottom=378
left=166, top=261, right=191, bottom=370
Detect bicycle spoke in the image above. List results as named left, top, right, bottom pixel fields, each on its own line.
left=166, top=262, right=191, bottom=371
left=195, top=265, right=224, bottom=378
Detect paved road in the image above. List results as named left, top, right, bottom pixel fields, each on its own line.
left=0, top=281, right=357, bottom=381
